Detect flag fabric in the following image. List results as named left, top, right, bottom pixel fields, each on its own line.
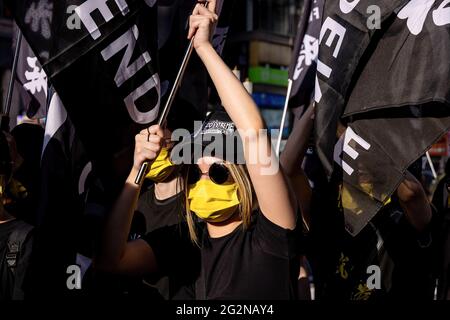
left=314, top=0, right=450, bottom=235
left=157, top=0, right=207, bottom=131
left=14, top=30, right=47, bottom=119
left=29, top=85, right=94, bottom=296
left=158, top=0, right=237, bottom=131
left=6, top=0, right=161, bottom=198
left=212, top=0, right=237, bottom=56
left=288, top=0, right=324, bottom=109
left=314, top=0, right=409, bottom=174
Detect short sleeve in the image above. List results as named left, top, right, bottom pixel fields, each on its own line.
left=254, top=210, right=299, bottom=259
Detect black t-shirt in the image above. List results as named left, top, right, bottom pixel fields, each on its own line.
left=135, top=182, right=183, bottom=234
left=132, top=182, right=184, bottom=299
left=143, top=210, right=299, bottom=300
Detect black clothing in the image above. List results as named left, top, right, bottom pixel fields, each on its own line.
left=0, top=219, right=34, bottom=300
left=144, top=210, right=299, bottom=300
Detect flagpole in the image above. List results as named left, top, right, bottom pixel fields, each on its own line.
left=275, top=79, right=293, bottom=156
left=134, top=40, right=195, bottom=184
left=134, top=1, right=209, bottom=185
left=1, top=29, right=22, bottom=131
left=425, top=151, right=437, bottom=179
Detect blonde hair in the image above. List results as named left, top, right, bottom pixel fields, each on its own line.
left=183, top=163, right=254, bottom=245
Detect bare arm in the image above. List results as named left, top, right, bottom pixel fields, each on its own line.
left=396, top=171, right=432, bottom=232
left=189, top=1, right=296, bottom=229
left=95, top=125, right=164, bottom=275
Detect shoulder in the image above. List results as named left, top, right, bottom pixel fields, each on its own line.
left=8, top=220, right=34, bottom=243
left=253, top=210, right=299, bottom=258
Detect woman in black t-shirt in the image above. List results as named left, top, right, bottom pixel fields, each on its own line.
left=96, top=0, right=299, bottom=300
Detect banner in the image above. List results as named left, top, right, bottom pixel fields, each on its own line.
left=315, top=0, right=450, bottom=235
left=288, top=0, right=324, bottom=109
left=14, top=31, right=47, bottom=119
left=6, top=0, right=161, bottom=197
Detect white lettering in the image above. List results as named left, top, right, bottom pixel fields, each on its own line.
left=314, top=60, right=332, bottom=103
left=397, top=0, right=435, bottom=36
left=311, top=6, right=320, bottom=21
left=433, top=0, right=450, bottom=26
left=123, top=74, right=160, bottom=124
left=334, top=127, right=371, bottom=176
left=340, top=0, right=361, bottom=14
left=75, top=0, right=129, bottom=40
left=320, top=17, right=347, bottom=58
left=101, top=25, right=151, bottom=87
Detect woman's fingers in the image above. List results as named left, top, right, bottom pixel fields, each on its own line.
left=188, top=2, right=218, bottom=40
left=188, top=13, right=218, bottom=39
left=133, top=125, right=165, bottom=170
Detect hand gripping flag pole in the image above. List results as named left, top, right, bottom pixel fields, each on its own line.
left=1, top=29, right=22, bottom=132
left=135, top=1, right=208, bottom=185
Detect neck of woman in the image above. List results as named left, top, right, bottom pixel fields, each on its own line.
left=206, top=212, right=243, bottom=238
left=154, top=176, right=182, bottom=201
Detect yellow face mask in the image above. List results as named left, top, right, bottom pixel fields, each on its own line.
left=187, top=179, right=240, bottom=223
left=145, top=147, right=177, bottom=183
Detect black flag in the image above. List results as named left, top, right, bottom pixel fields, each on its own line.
left=14, top=31, right=47, bottom=119
left=314, top=0, right=409, bottom=174
left=158, top=0, right=237, bottom=131
left=288, top=0, right=323, bottom=109
left=314, top=0, right=450, bottom=235
left=212, top=0, right=237, bottom=56
left=6, top=0, right=161, bottom=197
left=28, top=85, right=94, bottom=296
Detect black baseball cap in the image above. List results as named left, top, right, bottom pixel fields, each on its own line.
left=171, top=110, right=245, bottom=164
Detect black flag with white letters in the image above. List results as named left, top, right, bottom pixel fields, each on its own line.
left=288, top=0, right=323, bottom=109
left=314, top=0, right=409, bottom=174
left=14, top=32, right=47, bottom=119
left=6, top=0, right=160, bottom=197
left=314, top=0, right=450, bottom=235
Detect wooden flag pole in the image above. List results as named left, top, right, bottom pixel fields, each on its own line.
left=275, top=79, right=293, bottom=156
left=1, top=29, right=22, bottom=131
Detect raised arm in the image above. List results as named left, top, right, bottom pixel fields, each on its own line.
left=95, top=125, right=164, bottom=275
left=189, top=1, right=296, bottom=229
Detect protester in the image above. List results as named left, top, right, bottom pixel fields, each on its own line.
left=10, top=123, right=44, bottom=226
left=309, top=159, right=436, bottom=300
left=135, top=127, right=184, bottom=299
left=0, top=130, right=34, bottom=300
left=96, top=0, right=299, bottom=300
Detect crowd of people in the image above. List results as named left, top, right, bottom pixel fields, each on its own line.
left=0, top=1, right=449, bottom=301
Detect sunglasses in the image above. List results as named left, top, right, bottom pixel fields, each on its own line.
left=188, top=163, right=231, bottom=185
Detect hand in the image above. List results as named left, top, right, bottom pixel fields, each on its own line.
left=188, top=0, right=218, bottom=50
left=132, top=125, right=164, bottom=173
